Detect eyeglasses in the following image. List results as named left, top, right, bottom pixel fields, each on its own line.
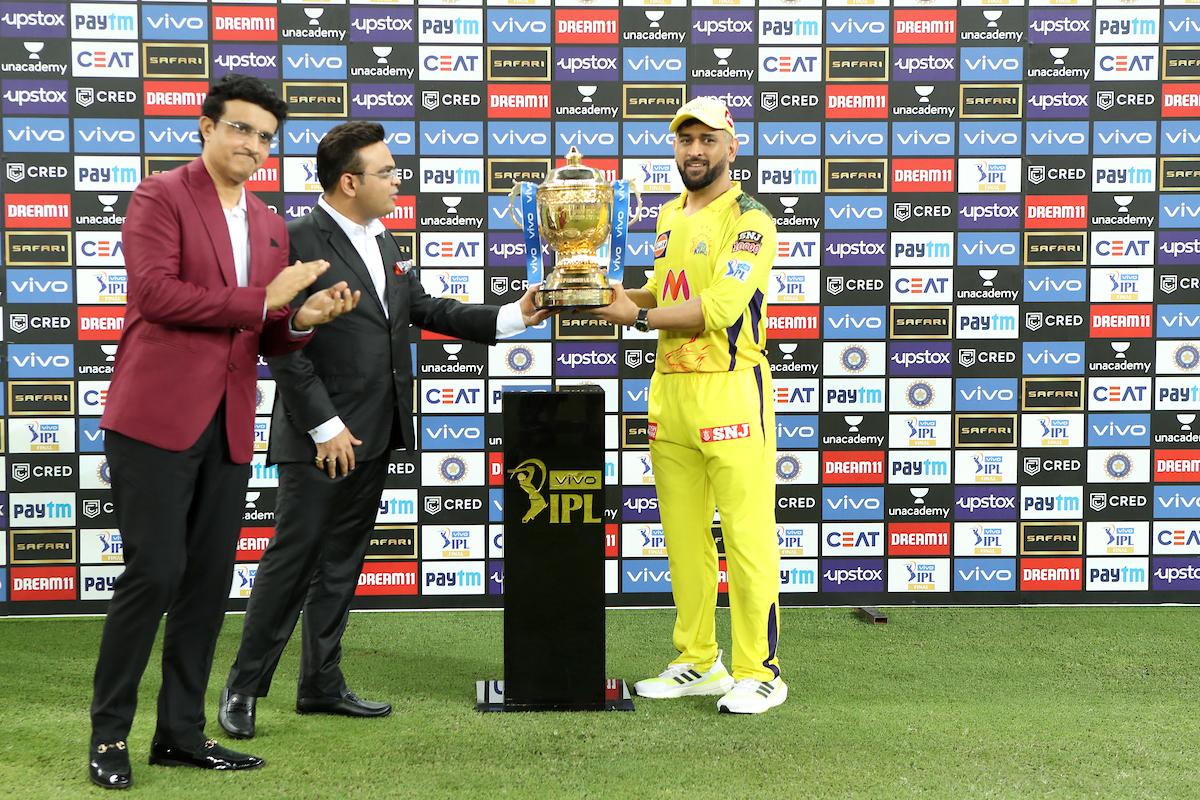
left=217, top=118, right=277, bottom=147
left=351, top=167, right=402, bottom=182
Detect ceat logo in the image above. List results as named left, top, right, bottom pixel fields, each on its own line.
left=212, top=6, right=278, bottom=41
left=1155, top=450, right=1200, bottom=482
left=355, top=562, right=418, bottom=596
left=888, top=522, right=950, bottom=556
left=893, top=10, right=957, bottom=44
left=78, top=306, right=126, bottom=340
left=662, top=269, right=690, bottom=301
left=822, top=451, right=885, bottom=484
left=554, top=9, right=619, bottom=43
left=5, top=194, right=71, bottom=228
left=826, top=85, right=889, bottom=120
left=767, top=306, right=820, bottom=340
left=382, top=196, right=417, bottom=231
left=245, top=158, right=280, bottom=192
left=1089, top=303, right=1154, bottom=338
left=1019, top=557, right=1082, bottom=591
left=488, top=85, right=551, bottom=119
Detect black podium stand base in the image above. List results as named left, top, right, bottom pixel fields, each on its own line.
left=475, top=680, right=635, bottom=713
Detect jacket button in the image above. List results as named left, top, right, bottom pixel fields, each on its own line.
left=228, top=363, right=236, bottom=372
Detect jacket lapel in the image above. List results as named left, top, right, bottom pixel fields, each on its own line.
left=313, top=206, right=388, bottom=322
left=379, top=233, right=404, bottom=326
left=185, top=158, right=238, bottom=287
left=246, top=200, right=272, bottom=287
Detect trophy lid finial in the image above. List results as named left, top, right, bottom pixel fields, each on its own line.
left=565, top=146, right=583, bottom=166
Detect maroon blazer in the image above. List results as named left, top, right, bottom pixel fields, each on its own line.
left=101, top=157, right=311, bottom=463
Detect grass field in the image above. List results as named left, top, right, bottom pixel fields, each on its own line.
left=1, top=607, right=1197, bottom=799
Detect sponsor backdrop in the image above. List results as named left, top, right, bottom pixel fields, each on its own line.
left=2, top=0, right=1200, bottom=614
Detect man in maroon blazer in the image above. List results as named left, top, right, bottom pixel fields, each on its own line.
left=87, top=74, right=358, bottom=790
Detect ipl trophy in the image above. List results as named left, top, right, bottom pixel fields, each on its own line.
left=508, top=147, right=643, bottom=309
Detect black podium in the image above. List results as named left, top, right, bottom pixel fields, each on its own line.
left=476, top=387, right=633, bottom=712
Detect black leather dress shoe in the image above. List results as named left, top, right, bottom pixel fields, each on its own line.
left=296, top=690, right=392, bottom=718
left=89, top=740, right=132, bottom=790
left=218, top=687, right=257, bottom=739
left=148, top=739, right=265, bottom=770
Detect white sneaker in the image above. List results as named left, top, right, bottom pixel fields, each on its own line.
left=716, top=677, right=788, bottom=714
left=634, top=651, right=736, bottom=699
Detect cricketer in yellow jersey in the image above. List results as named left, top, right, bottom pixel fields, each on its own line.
left=587, top=97, right=784, bottom=714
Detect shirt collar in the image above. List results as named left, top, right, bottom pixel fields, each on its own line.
left=224, top=188, right=247, bottom=219
left=318, top=196, right=386, bottom=239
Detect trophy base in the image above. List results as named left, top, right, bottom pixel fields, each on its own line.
left=534, top=286, right=614, bottom=310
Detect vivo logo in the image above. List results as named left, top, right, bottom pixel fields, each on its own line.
left=897, top=131, right=952, bottom=146
left=492, top=131, right=547, bottom=146
left=829, top=131, right=885, bottom=146
left=963, top=131, right=1019, bottom=147
left=1030, top=130, right=1087, bottom=146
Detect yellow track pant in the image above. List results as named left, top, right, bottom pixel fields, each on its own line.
left=648, top=365, right=781, bottom=681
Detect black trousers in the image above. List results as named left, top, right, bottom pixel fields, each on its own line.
left=225, top=454, right=389, bottom=700
left=90, top=413, right=250, bottom=748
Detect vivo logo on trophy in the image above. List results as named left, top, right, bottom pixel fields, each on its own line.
left=507, top=146, right=644, bottom=308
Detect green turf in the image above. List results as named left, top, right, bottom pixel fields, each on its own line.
left=1, top=607, right=1197, bottom=799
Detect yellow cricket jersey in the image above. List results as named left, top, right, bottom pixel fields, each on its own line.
left=642, top=182, right=777, bottom=374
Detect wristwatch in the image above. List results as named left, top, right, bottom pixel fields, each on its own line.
left=633, top=308, right=651, bottom=333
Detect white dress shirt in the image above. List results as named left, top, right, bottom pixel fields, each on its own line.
left=223, top=189, right=250, bottom=287
left=308, top=200, right=527, bottom=444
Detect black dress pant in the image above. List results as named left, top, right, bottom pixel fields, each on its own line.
left=226, top=454, right=389, bottom=700
left=90, top=412, right=250, bottom=748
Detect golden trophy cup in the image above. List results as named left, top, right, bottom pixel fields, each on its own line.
left=508, top=147, right=642, bottom=309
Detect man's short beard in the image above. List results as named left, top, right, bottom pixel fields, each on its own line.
left=678, top=158, right=726, bottom=192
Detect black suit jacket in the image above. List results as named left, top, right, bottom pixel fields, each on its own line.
left=266, top=205, right=500, bottom=464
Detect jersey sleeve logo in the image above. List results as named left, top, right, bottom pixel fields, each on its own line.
left=724, top=259, right=751, bottom=282
left=731, top=230, right=762, bottom=256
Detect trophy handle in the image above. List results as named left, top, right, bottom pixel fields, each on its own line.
left=506, top=184, right=522, bottom=228
left=628, top=179, right=646, bottom=222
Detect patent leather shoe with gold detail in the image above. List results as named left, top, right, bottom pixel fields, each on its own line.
left=148, top=738, right=264, bottom=771
left=89, top=740, right=132, bottom=790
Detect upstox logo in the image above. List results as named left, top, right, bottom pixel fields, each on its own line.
left=507, top=459, right=602, bottom=524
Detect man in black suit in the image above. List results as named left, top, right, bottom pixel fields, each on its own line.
left=218, top=121, right=550, bottom=737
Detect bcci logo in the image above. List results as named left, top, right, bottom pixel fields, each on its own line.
left=840, top=345, right=868, bottom=373
left=505, top=345, right=535, bottom=374
left=906, top=381, right=934, bottom=409
left=776, top=454, right=801, bottom=482
left=1105, top=452, right=1132, bottom=480
left=439, top=456, right=467, bottom=483
left=1174, top=344, right=1199, bottom=371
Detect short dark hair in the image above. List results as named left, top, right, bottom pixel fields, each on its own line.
left=201, top=73, right=288, bottom=129
left=316, top=121, right=386, bottom=192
